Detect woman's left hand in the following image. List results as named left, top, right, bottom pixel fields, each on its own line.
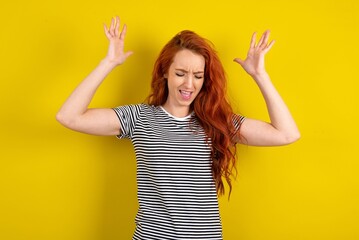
left=234, top=30, right=275, bottom=77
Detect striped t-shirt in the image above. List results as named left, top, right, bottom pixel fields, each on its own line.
left=113, top=104, right=245, bottom=240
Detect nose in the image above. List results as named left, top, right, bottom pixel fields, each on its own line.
left=183, top=75, right=194, bottom=88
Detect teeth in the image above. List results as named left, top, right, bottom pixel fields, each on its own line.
left=180, top=90, right=191, bottom=96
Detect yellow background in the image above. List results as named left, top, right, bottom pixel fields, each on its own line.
left=1, top=0, right=358, bottom=239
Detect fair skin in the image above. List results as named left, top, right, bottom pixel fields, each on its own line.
left=234, top=31, right=300, bottom=145
left=162, top=49, right=205, bottom=118
left=56, top=16, right=300, bottom=145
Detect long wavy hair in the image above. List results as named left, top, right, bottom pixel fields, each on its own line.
left=147, top=30, right=241, bottom=196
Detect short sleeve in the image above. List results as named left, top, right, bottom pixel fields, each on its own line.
left=232, top=114, right=246, bottom=133
left=112, top=104, right=143, bottom=139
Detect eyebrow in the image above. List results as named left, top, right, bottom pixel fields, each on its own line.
left=175, top=68, right=204, bottom=74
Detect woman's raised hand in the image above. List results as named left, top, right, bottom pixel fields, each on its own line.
left=234, top=30, right=275, bottom=78
left=103, top=16, right=133, bottom=66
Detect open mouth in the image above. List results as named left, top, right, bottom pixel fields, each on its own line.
left=179, top=90, right=192, bottom=100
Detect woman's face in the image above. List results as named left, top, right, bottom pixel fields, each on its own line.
left=163, top=49, right=205, bottom=117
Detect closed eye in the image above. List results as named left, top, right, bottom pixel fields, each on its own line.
left=175, top=73, right=185, bottom=77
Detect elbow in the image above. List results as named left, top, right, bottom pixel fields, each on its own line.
left=284, top=130, right=301, bottom=145
left=56, top=111, right=67, bottom=126
left=56, top=111, right=63, bottom=125
left=56, top=111, right=75, bottom=129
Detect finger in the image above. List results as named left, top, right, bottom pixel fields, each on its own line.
left=103, top=23, right=110, bottom=38
left=109, top=17, right=115, bottom=36
left=124, top=51, right=134, bottom=59
left=250, top=32, right=257, bottom=48
left=233, top=58, right=244, bottom=65
left=259, top=30, right=270, bottom=49
left=120, top=24, right=128, bottom=40
left=257, top=31, right=267, bottom=48
left=263, top=39, right=275, bottom=53
left=114, top=16, right=120, bottom=36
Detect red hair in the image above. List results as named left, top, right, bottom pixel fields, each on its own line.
left=147, top=30, right=240, bottom=196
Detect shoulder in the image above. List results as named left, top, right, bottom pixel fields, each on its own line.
left=113, top=103, right=162, bottom=118
left=112, top=104, right=159, bottom=139
left=113, top=103, right=147, bottom=113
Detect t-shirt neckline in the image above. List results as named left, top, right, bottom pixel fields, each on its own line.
left=160, top=106, right=193, bottom=121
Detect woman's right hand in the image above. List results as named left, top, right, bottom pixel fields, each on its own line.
left=103, top=16, right=133, bottom=66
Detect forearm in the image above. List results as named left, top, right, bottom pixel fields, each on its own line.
left=57, top=58, right=116, bottom=122
left=252, top=72, right=300, bottom=142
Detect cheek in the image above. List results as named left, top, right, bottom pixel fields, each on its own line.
left=196, top=79, right=204, bottom=91
left=166, top=76, right=175, bottom=89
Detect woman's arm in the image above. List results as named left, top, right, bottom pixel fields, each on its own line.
left=234, top=30, right=300, bottom=146
left=56, top=16, right=133, bottom=135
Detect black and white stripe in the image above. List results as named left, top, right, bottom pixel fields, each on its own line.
left=113, top=104, right=244, bottom=240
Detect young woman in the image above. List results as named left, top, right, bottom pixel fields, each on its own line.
left=56, top=16, right=300, bottom=240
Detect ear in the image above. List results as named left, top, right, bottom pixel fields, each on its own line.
left=163, top=73, right=168, bottom=79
